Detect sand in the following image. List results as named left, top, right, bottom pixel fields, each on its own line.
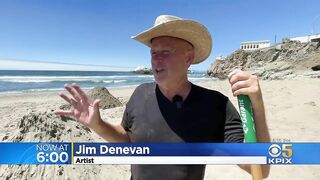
left=0, top=79, right=320, bottom=179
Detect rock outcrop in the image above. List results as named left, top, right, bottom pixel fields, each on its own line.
left=133, top=66, right=153, bottom=75
left=207, top=40, right=320, bottom=79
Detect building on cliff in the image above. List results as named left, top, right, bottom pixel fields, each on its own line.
left=240, top=40, right=271, bottom=51
left=290, top=33, right=320, bottom=43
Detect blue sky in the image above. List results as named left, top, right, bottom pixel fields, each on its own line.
left=0, top=0, right=319, bottom=71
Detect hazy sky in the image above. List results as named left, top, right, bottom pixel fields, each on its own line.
left=0, top=0, right=319, bottom=71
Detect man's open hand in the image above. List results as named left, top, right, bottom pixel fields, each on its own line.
left=54, top=83, right=102, bottom=129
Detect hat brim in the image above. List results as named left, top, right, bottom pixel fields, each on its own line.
left=132, top=20, right=212, bottom=64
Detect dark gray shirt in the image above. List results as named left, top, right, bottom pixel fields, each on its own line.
left=121, top=83, right=244, bottom=180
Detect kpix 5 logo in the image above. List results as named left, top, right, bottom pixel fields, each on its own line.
left=268, top=144, right=292, bottom=164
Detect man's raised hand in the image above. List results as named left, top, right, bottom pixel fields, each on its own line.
left=54, top=83, right=102, bottom=129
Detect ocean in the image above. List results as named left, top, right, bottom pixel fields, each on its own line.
left=0, top=70, right=212, bottom=93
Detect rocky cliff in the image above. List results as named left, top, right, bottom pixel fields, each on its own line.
left=207, top=39, right=320, bottom=79
left=133, top=66, right=153, bottom=75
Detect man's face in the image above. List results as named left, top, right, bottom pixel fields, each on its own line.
left=150, top=36, right=194, bottom=87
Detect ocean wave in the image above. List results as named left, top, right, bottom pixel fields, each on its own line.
left=0, top=75, right=153, bottom=83
left=0, top=88, right=66, bottom=94
left=21, top=86, right=95, bottom=92
left=0, top=79, right=105, bottom=83
left=105, top=75, right=153, bottom=78
left=0, top=77, right=210, bottom=84
left=1, top=79, right=54, bottom=83
left=0, top=71, right=151, bottom=92
left=188, top=77, right=211, bottom=80
left=0, top=71, right=210, bottom=92
left=0, top=75, right=111, bottom=79
left=107, top=84, right=140, bottom=89
left=23, top=88, right=65, bottom=92
left=188, top=74, right=206, bottom=77
left=0, top=85, right=140, bottom=94
left=103, top=80, right=127, bottom=83
left=103, top=80, right=113, bottom=83
left=114, top=80, right=127, bottom=83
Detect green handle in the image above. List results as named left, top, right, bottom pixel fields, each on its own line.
left=237, top=95, right=257, bottom=143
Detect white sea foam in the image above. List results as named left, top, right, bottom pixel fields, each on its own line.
left=1, top=79, right=54, bottom=83
left=114, top=80, right=127, bottom=83
left=103, top=80, right=113, bottom=83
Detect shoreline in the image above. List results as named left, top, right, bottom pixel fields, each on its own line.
left=0, top=84, right=140, bottom=95
left=0, top=79, right=214, bottom=95
left=0, top=79, right=215, bottom=96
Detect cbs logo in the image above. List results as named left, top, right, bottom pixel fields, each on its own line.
left=268, top=144, right=293, bottom=158
left=268, top=144, right=293, bottom=164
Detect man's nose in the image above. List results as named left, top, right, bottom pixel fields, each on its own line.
left=152, top=54, right=164, bottom=62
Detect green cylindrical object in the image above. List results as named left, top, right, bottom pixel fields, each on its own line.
left=237, top=95, right=257, bottom=143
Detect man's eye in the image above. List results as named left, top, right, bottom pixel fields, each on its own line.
left=162, top=51, right=170, bottom=55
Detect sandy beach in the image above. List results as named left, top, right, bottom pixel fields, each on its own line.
left=0, top=78, right=320, bottom=179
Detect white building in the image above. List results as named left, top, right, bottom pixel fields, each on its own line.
left=215, top=55, right=226, bottom=61
left=240, top=40, right=271, bottom=51
left=290, top=33, right=320, bottom=43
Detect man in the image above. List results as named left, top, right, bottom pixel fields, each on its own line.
left=55, top=15, right=270, bottom=179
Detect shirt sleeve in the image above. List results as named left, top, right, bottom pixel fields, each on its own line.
left=121, top=105, right=132, bottom=132
left=120, top=83, right=146, bottom=132
left=224, top=99, right=244, bottom=143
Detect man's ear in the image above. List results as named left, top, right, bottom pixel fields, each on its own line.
left=185, top=50, right=195, bottom=67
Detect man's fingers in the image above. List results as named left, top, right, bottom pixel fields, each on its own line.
left=93, top=99, right=100, bottom=110
left=64, top=84, right=81, bottom=102
left=229, top=71, right=250, bottom=85
left=228, top=69, right=241, bottom=79
left=59, top=93, right=78, bottom=107
left=233, top=87, right=250, bottom=96
left=228, top=70, right=261, bottom=98
left=231, top=80, right=249, bottom=93
left=233, top=86, right=260, bottom=96
left=72, top=83, right=90, bottom=104
left=54, top=110, right=74, bottom=117
left=59, top=93, right=72, bottom=104
left=70, top=98, right=78, bottom=107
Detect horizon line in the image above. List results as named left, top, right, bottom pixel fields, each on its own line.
left=0, top=58, right=136, bottom=69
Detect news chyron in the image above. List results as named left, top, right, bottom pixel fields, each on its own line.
left=2, top=142, right=320, bottom=165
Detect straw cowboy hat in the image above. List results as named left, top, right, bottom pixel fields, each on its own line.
left=132, top=15, right=212, bottom=64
